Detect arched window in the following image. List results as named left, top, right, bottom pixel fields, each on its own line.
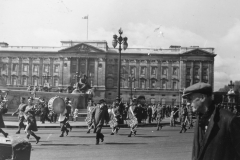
left=151, top=79, right=157, bottom=88
left=162, top=80, right=167, bottom=89
left=23, top=77, right=28, bottom=86
left=12, top=76, right=17, bottom=86
left=54, top=79, right=59, bottom=87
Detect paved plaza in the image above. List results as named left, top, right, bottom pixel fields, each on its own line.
left=3, top=125, right=194, bottom=160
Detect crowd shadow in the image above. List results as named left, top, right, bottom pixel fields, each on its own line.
left=105, top=142, right=147, bottom=145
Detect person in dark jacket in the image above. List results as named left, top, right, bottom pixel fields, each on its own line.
left=91, top=99, right=109, bottom=145
left=12, top=97, right=27, bottom=134
left=183, top=82, right=240, bottom=160
left=24, top=97, right=40, bottom=144
left=39, top=98, right=52, bottom=124
left=0, top=96, right=8, bottom=138
left=147, top=105, right=152, bottom=124
left=64, top=97, right=73, bottom=132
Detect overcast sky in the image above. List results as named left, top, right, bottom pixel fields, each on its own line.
left=1, top=0, right=240, bottom=91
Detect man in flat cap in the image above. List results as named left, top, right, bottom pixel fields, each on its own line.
left=182, top=82, right=240, bottom=160
left=91, top=99, right=109, bottom=145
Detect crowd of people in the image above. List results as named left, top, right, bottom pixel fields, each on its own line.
left=0, top=81, right=239, bottom=159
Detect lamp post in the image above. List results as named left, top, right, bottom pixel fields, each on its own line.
left=112, top=28, right=128, bottom=102
left=128, top=75, right=136, bottom=100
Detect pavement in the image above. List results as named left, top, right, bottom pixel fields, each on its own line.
left=1, top=125, right=194, bottom=160
left=4, top=118, right=171, bottom=129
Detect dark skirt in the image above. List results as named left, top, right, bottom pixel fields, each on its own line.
left=26, top=116, right=38, bottom=132
left=0, top=114, right=5, bottom=128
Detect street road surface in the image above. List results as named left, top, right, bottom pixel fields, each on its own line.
left=4, top=126, right=193, bottom=160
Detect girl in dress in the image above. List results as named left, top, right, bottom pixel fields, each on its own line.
left=73, top=109, right=78, bottom=122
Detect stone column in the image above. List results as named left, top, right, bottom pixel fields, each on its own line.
left=136, top=60, right=140, bottom=88
left=191, top=61, right=194, bottom=85
left=199, top=61, right=202, bottom=82
left=7, top=57, right=11, bottom=85
left=146, top=60, right=150, bottom=89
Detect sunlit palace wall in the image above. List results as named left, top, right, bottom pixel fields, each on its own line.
left=0, top=41, right=216, bottom=105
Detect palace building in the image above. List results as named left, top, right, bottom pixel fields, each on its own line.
left=0, top=41, right=216, bottom=105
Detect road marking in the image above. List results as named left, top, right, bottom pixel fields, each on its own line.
left=46, top=134, right=52, bottom=141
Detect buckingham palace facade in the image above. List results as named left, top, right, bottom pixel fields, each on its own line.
left=0, top=41, right=216, bottom=105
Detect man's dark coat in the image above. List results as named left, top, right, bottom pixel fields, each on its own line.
left=192, top=106, right=240, bottom=160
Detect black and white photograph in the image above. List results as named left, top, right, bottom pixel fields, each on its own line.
left=0, top=0, right=240, bottom=160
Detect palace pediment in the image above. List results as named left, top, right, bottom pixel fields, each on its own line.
left=182, top=49, right=215, bottom=56
left=59, top=43, right=105, bottom=53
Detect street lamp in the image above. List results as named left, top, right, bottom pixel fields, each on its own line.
left=128, top=75, right=136, bottom=100
left=112, top=28, right=128, bottom=102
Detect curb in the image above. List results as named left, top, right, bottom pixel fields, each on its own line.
left=5, top=122, right=170, bottom=129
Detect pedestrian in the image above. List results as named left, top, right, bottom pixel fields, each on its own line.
left=0, top=95, right=8, bottom=138
left=86, top=99, right=96, bottom=134
left=49, top=109, right=58, bottom=123
left=58, top=108, right=69, bottom=137
left=109, top=100, right=121, bottom=135
left=170, top=110, right=175, bottom=127
left=39, top=98, right=52, bottom=124
left=24, top=97, right=40, bottom=144
left=156, top=105, right=163, bottom=130
left=187, top=103, right=193, bottom=129
left=12, top=97, right=27, bottom=134
left=64, top=97, right=73, bottom=131
left=73, top=109, right=78, bottom=122
left=125, top=98, right=138, bottom=137
left=91, top=99, right=109, bottom=145
left=147, top=105, right=152, bottom=124
left=183, top=82, right=240, bottom=160
left=179, top=107, right=188, bottom=133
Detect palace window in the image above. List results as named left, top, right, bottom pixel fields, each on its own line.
left=186, top=68, right=191, bottom=75
left=12, top=64, right=18, bottom=72
left=161, top=98, right=166, bottom=105
left=151, top=79, right=157, bottom=88
left=162, top=67, right=168, bottom=75
left=23, top=64, right=28, bottom=72
left=23, top=77, right=28, bottom=86
left=173, top=81, right=177, bottom=89
left=54, top=79, right=59, bottom=87
left=120, top=79, right=125, bottom=88
left=44, top=64, right=50, bottom=72
left=186, top=79, right=191, bottom=87
left=33, top=64, right=39, bottom=72
left=173, top=67, right=178, bottom=76
left=2, top=64, right=8, bottom=71
left=140, top=66, right=146, bottom=75
left=140, top=79, right=146, bottom=89
left=162, top=80, right=167, bottom=89
left=151, top=66, right=157, bottom=75
left=33, top=78, right=38, bottom=86
left=54, top=64, right=59, bottom=73
left=194, top=67, right=199, bottom=78
left=12, top=77, right=17, bottom=86
left=130, top=66, right=136, bottom=75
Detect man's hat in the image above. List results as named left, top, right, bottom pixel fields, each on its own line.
left=28, top=97, right=34, bottom=100
left=98, top=99, right=105, bottom=104
left=182, top=82, right=212, bottom=98
left=132, top=97, right=137, bottom=101
left=20, top=97, right=25, bottom=100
